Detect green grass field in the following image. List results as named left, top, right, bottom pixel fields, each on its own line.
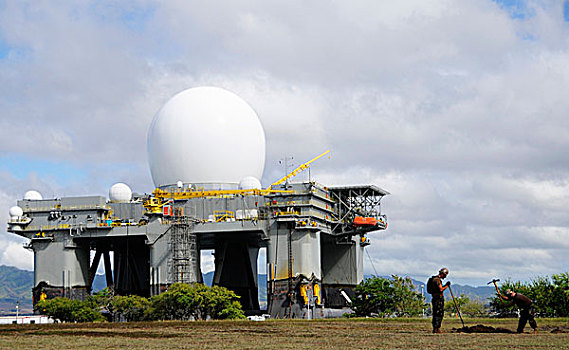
left=0, top=317, right=567, bottom=349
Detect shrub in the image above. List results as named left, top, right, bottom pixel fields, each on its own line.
left=112, top=295, right=151, bottom=322
left=148, top=283, right=245, bottom=320
left=353, top=275, right=424, bottom=317
left=35, top=296, right=105, bottom=323
left=444, top=294, right=489, bottom=317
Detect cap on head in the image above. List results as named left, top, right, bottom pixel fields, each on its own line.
left=439, top=267, right=449, bottom=277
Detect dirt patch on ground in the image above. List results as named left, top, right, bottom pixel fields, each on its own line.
left=454, top=324, right=569, bottom=334
left=2, top=319, right=569, bottom=349
left=453, top=325, right=515, bottom=333
left=540, top=325, right=569, bottom=333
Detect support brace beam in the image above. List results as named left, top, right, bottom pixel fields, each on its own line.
left=103, top=250, right=114, bottom=289
left=88, top=250, right=102, bottom=291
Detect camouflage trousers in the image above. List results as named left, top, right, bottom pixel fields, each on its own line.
left=431, top=297, right=444, bottom=329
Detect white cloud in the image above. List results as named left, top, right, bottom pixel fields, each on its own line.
left=1, top=0, right=568, bottom=285
left=0, top=241, right=33, bottom=271
left=0, top=186, right=33, bottom=270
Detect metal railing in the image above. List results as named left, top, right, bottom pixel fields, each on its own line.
left=23, top=204, right=110, bottom=213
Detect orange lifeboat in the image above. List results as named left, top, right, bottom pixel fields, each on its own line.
left=353, top=216, right=378, bottom=227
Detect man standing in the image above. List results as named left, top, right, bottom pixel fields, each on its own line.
left=500, top=289, right=538, bottom=333
left=427, top=267, right=450, bottom=333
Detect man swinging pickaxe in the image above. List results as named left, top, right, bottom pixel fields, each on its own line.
left=488, top=278, right=501, bottom=297
left=488, top=278, right=538, bottom=333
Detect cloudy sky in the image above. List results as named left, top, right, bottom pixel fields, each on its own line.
left=1, top=0, right=569, bottom=286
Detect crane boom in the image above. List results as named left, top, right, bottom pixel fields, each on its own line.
left=267, top=150, right=330, bottom=190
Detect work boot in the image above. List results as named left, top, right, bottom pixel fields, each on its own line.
left=533, top=328, right=538, bottom=334
left=434, top=328, right=442, bottom=334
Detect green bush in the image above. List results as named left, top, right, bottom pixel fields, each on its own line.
left=35, top=283, right=245, bottom=322
left=444, top=294, right=489, bottom=317
left=148, top=283, right=245, bottom=321
left=112, top=295, right=151, bottom=322
left=551, top=273, right=569, bottom=316
left=390, top=275, right=425, bottom=317
left=353, top=275, right=424, bottom=317
left=35, top=296, right=105, bottom=323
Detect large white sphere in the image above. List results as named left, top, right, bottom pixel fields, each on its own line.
left=24, top=190, right=43, bottom=200
left=9, top=206, right=23, bottom=218
left=239, top=176, right=262, bottom=190
left=109, top=183, right=132, bottom=202
left=147, top=87, right=266, bottom=188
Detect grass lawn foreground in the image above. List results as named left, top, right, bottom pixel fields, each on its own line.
left=0, top=317, right=567, bottom=349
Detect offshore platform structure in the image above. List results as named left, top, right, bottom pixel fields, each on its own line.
left=7, top=151, right=388, bottom=318
left=6, top=86, right=389, bottom=318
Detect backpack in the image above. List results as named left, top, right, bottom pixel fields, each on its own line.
left=426, top=276, right=437, bottom=294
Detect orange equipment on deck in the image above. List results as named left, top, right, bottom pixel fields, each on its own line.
left=353, top=216, right=378, bottom=227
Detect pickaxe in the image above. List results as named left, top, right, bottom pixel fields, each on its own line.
left=487, top=278, right=502, bottom=298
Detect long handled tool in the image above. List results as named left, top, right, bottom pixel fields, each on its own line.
left=447, top=285, right=465, bottom=328
left=487, top=278, right=502, bottom=298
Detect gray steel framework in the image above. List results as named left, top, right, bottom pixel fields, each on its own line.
left=7, top=181, right=388, bottom=318
left=167, top=217, right=199, bottom=284
left=329, top=185, right=389, bottom=236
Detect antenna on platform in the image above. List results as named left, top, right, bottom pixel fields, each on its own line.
left=268, top=150, right=330, bottom=190
left=278, top=156, right=294, bottom=186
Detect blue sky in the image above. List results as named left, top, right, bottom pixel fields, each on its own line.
left=90, top=2, right=157, bottom=31
left=494, top=0, right=569, bottom=21
left=1, top=0, right=569, bottom=285
left=0, top=39, right=8, bottom=59
left=0, top=154, right=86, bottom=184
left=494, top=0, right=535, bottom=19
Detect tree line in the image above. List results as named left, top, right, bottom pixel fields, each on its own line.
left=352, top=273, right=569, bottom=318
left=35, top=283, right=245, bottom=323
left=36, top=272, right=569, bottom=322
left=490, top=273, right=569, bottom=317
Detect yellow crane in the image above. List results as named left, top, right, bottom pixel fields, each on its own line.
left=147, top=150, right=330, bottom=200
left=143, top=197, right=166, bottom=214
left=152, top=188, right=292, bottom=200
left=267, top=150, right=330, bottom=190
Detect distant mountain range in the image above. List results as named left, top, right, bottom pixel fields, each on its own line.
left=0, top=266, right=495, bottom=315
left=201, top=274, right=496, bottom=305
left=377, top=276, right=496, bottom=303
left=0, top=265, right=34, bottom=315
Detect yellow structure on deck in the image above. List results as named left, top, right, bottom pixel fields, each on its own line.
left=152, top=188, right=292, bottom=200
left=267, top=150, right=330, bottom=190
left=143, top=197, right=166, bottom=214
left=147, top=150, right=329, bottom=200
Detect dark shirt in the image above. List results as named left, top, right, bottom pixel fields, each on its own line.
left=502, top=293, right=532, bottom=309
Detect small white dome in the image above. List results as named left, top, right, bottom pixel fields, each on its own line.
left=109, top=183, right=132, bottom=202
left=24, top=190, right=43, bottom=200
left=238, top=176, right=262, bottom=190
left=9, top=206, right=23, bottom=218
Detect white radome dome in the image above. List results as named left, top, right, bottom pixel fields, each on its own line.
left=9, top=206, right=23, bottom=218
left=24, top=190, right=43, bottom=200
left=147, top=86, right=266, bottom=188
left=239, top=176, right=262, bottom=190
left=109, top=183, right=132, bottom=202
